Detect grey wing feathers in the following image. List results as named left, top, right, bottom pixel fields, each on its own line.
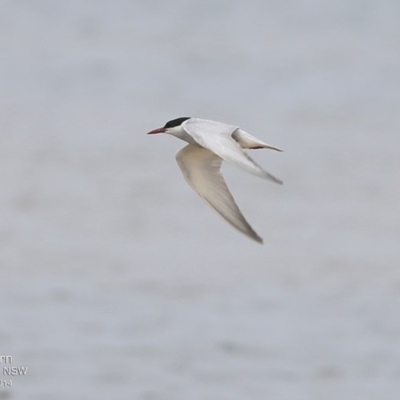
left=176, top=144, right=263, bottom=243
left=232, top=129, right=283, bottom=152
left=183, top=119, right=282, bottom=184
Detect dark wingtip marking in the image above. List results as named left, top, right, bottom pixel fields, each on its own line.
left=255, top=236, right=264, bottom=244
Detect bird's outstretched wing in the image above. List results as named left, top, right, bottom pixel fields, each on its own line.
left=183, top=118, right=282, bottom=184
left=176, top=144, right=263, bottom=243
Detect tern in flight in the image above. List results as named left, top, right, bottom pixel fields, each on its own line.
left=148, top=117, right=283, bottom=243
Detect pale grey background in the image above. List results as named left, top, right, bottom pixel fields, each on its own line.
left=1, top=1, right=399, bottom=399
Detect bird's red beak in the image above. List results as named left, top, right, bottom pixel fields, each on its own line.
left=147, top=127, right=165, bottom=134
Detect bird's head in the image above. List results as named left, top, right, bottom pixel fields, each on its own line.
left=147, top=117, right=191, bottom=135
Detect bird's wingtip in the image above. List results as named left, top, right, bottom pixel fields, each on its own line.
left=252, top=234, right=264, bottom=244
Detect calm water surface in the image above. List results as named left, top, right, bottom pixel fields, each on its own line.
left=1, top=1, right=399, bottom=399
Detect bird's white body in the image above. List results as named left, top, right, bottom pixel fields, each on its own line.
left=148, top=118, right=283, bottom=243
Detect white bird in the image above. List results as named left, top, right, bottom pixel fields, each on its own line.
left=147, top=117, right=283, bottom=243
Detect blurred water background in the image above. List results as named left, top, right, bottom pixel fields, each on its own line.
left=1, top=1, right=400, bottom=399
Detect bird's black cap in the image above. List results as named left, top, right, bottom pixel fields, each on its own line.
left=163, top=117, right=190, bottom=129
